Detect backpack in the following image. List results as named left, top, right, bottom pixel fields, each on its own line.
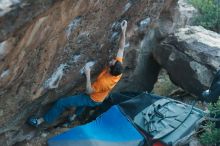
left=134, top=98, right=204, bottom=145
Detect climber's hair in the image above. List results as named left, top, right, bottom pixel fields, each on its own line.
left=110, top=61, right=123, bottom=76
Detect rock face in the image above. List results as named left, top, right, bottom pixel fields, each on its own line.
left=0, top=0, right=60, bottom=42
left=153, top=26, right=220, bottom=96
left=0, top=0, right=178, bottom=145
left=1, top=0, right=217, bottom=145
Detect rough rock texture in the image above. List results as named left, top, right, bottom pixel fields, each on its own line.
left=0, top=0, right=60, bottom=42
left=153, top=26, right=220, bottom=96
left=0, top=0, right=212, bottom=145
left=0, top=0, right=182, bottom=145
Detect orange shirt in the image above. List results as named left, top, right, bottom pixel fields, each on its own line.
left=90, top=57, right=123, bottom=102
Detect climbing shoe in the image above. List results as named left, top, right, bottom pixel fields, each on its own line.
left=27, top=116, right=40, bottom=128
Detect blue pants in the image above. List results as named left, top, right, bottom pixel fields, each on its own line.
left=43, top=94, right=101, bottom=124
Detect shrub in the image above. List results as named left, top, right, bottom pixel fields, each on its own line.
left=189, top=0, right=220, bottom=32
left=199, top=97, right=220, bottom=145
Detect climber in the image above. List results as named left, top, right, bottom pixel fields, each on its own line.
left=202, top=69, right=220, bottom=103
left=27, top=20, right=128, bottom=127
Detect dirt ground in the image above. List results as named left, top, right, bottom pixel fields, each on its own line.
left=153, top=69, right=207, bottom=110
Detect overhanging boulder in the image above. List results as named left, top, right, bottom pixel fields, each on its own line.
left=153, top=26, right=220, bottom=96
left=0, top=0, right=175, bottom=145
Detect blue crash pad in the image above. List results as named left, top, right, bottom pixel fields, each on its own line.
left=48, top=105, right=144, bottom=146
